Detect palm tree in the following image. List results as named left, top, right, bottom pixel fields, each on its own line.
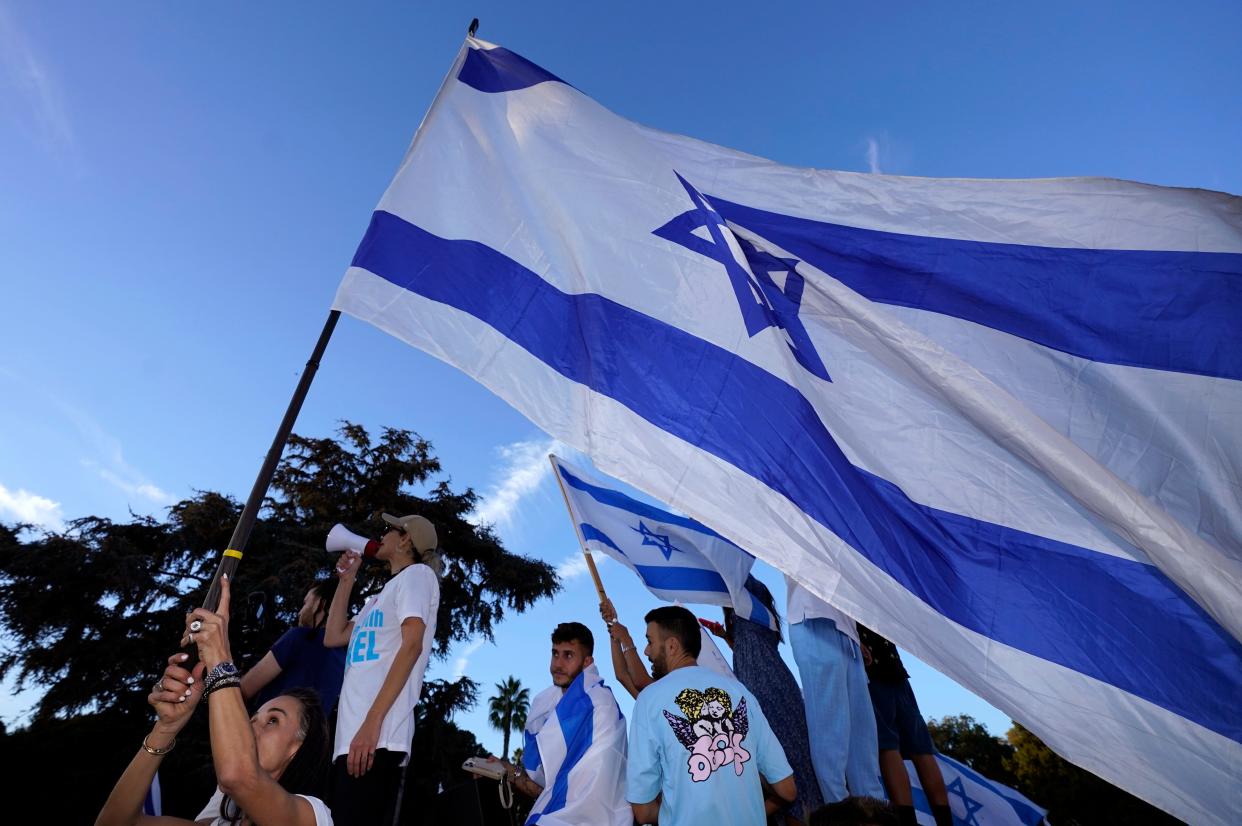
left=487, top=675, right=531, bottom=760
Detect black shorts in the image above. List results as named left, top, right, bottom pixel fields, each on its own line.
left=868, top=678, right=936, bottom=757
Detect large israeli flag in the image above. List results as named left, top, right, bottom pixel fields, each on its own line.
left=907, top=754, right=1047, bottom=826
left=521, top=662, right=630, bottom=826
left=552, top=455, right=777, bottom=629
left=334, top=37, right=1242, bottom=823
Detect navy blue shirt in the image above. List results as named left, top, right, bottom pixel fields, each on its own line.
left=254, top=627, right=346, bottom=713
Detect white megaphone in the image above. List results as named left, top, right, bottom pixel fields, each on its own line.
left=326, top=524, right=380, bottom=558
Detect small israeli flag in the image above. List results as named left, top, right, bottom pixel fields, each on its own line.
left=553, top=455, right=776, bottom=629
left=908, top=754, right=1046, bottom=826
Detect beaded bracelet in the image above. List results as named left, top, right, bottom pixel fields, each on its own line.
left=205, top=676, right=242, bottom=697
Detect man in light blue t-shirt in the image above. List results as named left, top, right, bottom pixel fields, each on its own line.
left=626, top=605, right=796, bottom=826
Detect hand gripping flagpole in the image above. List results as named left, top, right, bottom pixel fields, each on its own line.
left=198, top=310, right=341, bottom=613
left=548, top=454, right=609, bottom=604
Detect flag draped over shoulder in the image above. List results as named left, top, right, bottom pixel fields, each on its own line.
left=334, top=37, right=1242, bottom=823
left=907, top=755, right=1047, bottom=826
left=521, top=663, right=630, bottom=826
left=552, top=455, right=777, bottom=629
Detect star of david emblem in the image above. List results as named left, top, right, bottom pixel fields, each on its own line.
left=652, top=172, right=831, bottom=382
left=946, top=776, right=984, bottom=826
left=633, top=521, right=682, bottom=561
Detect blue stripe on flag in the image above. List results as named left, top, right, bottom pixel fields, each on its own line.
left=746, top=589, right=772, bottom=629
left=579, top=523, right=625, bottom=556
left=459, top=46, right=566, bottom=94
left=351, top=209, right=1242, bottom=742
left=529, top=672, right=594, bottom=822
left=522, top=729, right=541, bottom=773
left=712, top=196, right=1242, bottom=382
left=633, top=564, right=730, bottom=593
left=580, top=521, right=729, bottom=595
left=560, top=464, right=743, bottom=548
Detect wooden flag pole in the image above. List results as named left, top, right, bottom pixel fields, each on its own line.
left=548, top=454, right=609, bottom=604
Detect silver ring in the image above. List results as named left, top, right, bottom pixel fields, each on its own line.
left=187, top=632, right=195, bottom=645
left=189, top=619, right=203, bottom=633
left=154, top=680, right=165, bottom=693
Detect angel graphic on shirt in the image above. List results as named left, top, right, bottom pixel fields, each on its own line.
left=663, top=686, right=752, bottom=782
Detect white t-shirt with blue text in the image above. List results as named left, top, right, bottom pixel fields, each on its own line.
left=333, top=563, right=439, bottom=764
left=626, top=665, right=792, bottom=826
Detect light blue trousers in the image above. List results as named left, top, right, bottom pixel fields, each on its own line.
left=790, top=617, right=886, bottom=802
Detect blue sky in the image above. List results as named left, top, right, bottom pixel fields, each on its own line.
left=1, top=0, right=1239, bottom=755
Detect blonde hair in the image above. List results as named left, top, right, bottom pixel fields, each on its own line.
left=674, top=688, right=705, bottom=720
left=673, top=686, right=733, bottom=720
left=702, top=687, right=732, bottom=716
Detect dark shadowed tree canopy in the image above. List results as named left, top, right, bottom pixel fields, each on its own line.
left=0, top=422, right=559, bottom=820
left=930, top=714, right=1185, bottom=826
left=1004, top=722, right=1182, bottom=826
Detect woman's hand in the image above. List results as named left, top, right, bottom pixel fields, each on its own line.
left=183, top=573, right=233, bottom=671
left=335, top=551, right=362, bottom=581
left=149, top=652, right=206, bottom=734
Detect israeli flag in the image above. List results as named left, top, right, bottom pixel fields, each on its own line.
left=334, top=37, right=1242, bottom=823
left=521, top=662, right=630, bottom=826
left=907, top=754, right=1047, bottom=826
left=552, top=455, right=776, bottom=629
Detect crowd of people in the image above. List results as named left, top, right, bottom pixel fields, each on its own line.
left=95, top=511, right=952, bottom=826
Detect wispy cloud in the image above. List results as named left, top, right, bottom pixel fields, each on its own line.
left=471, top=437, right=561, bottom=529
left=0, top=483, right=64, bottom=530
left=91, top=467, right=174, bottom=506
left=0, top=4, right=75, bottom=155
left=56, top=402, right=176, bottom=508
left=555, top=550, right=608, bottom=582
left=866, top=136, right=882, bottom=174
left=452, top=638, right=486, bottom=679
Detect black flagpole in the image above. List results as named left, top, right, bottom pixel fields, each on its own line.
left=200, top=309, right=341, bottom=612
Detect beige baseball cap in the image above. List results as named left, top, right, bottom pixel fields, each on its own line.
left=381, top=513, right=438, bottom=553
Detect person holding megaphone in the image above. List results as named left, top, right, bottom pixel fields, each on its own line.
left=323, top=513, right=442, bottom=826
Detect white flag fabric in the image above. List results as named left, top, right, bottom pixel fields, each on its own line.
left=908, top=754, right=1047, bottom=826
left=334, top=37, right=1242, bottom=823
left=697, top=624, right=736, bottom=681
left=552, top=455, right=776, bottom=629
left=521, top=662, right=630, bottom=826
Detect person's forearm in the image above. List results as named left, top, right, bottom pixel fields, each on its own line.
left=324, top=578, right=356, bottom=647
left=632, top=799, right=661, bottom=824
left=365, top=639, right=422, bottom=727
left=239, top=651, right=282, bottom=702
left=513, top=771, right=543, bottom=799
left=622, top=647, right=653, bottom=691
left=94, top=722, right=180, bottom=826
left=208, top=686, right=264, bottom=795
left=609, top=638, right=637, bottom=697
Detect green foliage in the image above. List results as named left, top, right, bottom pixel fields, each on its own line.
left=0, top=422, right=560, bottom=820
left=927, top=713, right=1017, bottom=786
left=487, top=675, right=531, bottom=760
